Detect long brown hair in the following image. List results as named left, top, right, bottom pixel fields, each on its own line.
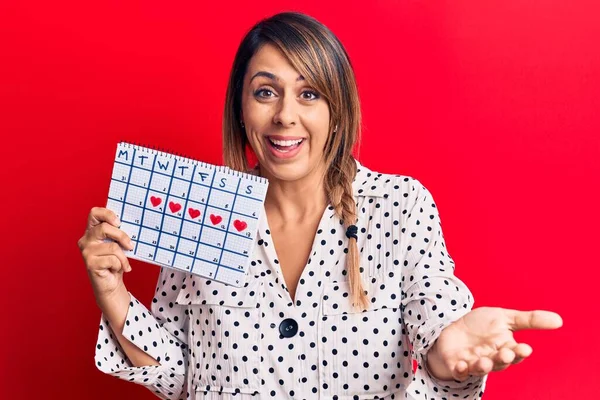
left=222, top=12, right=368, bottom=310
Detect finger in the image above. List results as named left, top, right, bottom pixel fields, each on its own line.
left=88, top=207, right=120, bottom=229
left=512, top=356, right=525, bottom=365
left=97, top=242, right=132, bottom=272
left=472, top=356, right=494, bottom=375
left=512, top=343, right=533, bottom=361
left=89, top=242, right=132, bottom=272
left=450, top=349, right=478, bottom=381
left=88, top=223, right=133, bottom=250
left=498, top=341, right=531, bottom=365
left=452, top=360, right=470, bottom=381
left=491, top=347, right=515, bottom=371
left=458, top=356, right=489, bottom=378
left=506, top=309, right=563, bottom=331
left=88, top=254, right=127, bottom=274
left=492, top=362, right=511, bottom=372
left=453, top=355, right=491, bottom=381
left=495, top=347, right=516, bottom=364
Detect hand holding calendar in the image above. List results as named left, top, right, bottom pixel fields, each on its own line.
left=103, top=143, right=269, bottom=286
left=78, top=207, right=134, bottom=299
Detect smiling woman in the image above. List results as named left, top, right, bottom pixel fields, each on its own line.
left=81, top=11, right=563, bottom=400
left=223, top=16, right=366, bottom=309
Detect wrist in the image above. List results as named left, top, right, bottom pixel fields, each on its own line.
left=95, top=281, right=128, bottom=309
left=96, top=284, right=131, bottom=335
left=425, top=341, right=454, bottom=381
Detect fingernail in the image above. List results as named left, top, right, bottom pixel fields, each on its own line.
left=114, top=218, right=121, bottom=226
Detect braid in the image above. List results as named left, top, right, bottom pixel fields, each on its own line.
left=326, top=155, right=369, bottom=311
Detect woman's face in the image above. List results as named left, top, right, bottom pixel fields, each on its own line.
left=241, top=43, right=331, bottom=184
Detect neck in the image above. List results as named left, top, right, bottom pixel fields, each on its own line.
left=261, top=163, right=329, bottom=225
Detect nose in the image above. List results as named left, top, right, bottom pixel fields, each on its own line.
left=272, top=94, right=298, bottom=128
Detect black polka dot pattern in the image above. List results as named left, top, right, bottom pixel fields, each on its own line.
left=94, top=161, right=487, bottom=399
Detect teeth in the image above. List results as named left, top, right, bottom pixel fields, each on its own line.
left=269, top=138, right=303, bottom=147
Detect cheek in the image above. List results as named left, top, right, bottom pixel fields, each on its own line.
left=242, top=104, right=264, bottom=139
left=244, top=101, right=271, bottom=130
left=306, top=108, right=331, bottom=145
left=245, top=131, right=263, bottom=156
left=244, top=123, right=268, bottom=158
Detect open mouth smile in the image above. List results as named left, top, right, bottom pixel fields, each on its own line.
left=265, top=135, right=305, bottom=159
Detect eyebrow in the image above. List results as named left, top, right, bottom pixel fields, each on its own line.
left=250, top=71, right=305, bottom=83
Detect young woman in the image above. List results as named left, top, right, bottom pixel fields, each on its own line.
left=79, top=12, right=562, bottom=399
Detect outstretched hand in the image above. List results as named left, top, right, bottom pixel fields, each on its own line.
left=425, top=307, right=563, bottom=382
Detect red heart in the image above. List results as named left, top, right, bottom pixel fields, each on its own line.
left=150, top=196, right=162, bottom=207
left=233, top=219, right=247, bottom=232
left=210, top=214, right=222, bottom=225
left=188, top=208, right=201, bottom=219
left=169, top=201, right=182, bottom=213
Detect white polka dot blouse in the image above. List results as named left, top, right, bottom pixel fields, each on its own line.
left=94, top=160, right=488, bottom=399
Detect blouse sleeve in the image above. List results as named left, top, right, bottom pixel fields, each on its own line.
left=395, top=177, right=488, bottom=399
left=94, top=267, right=190, bottom=400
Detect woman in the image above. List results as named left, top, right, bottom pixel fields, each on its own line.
left=79, top=12, right=562, bottom=399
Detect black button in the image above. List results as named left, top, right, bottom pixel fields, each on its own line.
left=279, top=318, right=298, bottom=338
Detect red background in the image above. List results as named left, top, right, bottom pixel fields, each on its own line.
left=1, top=1, right=598, bottom=399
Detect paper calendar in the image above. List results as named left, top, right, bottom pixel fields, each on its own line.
left=105, top=142, right=269, bottom=287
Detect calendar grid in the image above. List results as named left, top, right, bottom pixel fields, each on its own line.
left=118, top=147, right=137, bottom=221
left=114, top=160, right=260, bottom=202
left=132, top=234, right=248, bottom=258
left=108, top=182, right=259, bottom=221
left=152, top=158, right=178, bottom=262
left=106, top=209, right=254, bottom=241
left=127, top=241, right=246, bottom=273
left=172, top=163, right=197, bottom=261
left=190, top=167, right=217, bottom=275
left=107, top=142, right=269, bottom=286
left=133, top=151, right=157, bottom=255
left=214, top=178, right=241, bottom=281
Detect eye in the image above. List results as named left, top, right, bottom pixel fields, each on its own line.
left=301, top=90, right=320, bottom=101
left=254, top=88, right=275, bottom=98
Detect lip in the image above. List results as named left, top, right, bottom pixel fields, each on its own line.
left=266, top=135, right=306, bottom=141
left=264, top=135, right=306, bottom=160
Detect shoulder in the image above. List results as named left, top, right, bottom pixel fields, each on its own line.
left=352, top=159, right=428, bottom=202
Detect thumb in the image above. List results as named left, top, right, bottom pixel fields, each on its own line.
left=506, top=309, right=563, bottom=332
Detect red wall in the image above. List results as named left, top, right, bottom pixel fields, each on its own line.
left=1, top=1, right=597, bottom=399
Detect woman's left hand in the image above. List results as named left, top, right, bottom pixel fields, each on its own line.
left=425, top=307, right=563, bottom=381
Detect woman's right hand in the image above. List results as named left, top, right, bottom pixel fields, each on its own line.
left=78, top=207, right=134, bottom=302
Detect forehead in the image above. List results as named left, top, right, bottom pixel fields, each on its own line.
left=246, top=43, right=302, bottom=82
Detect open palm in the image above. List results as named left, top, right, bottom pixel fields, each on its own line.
left=426, top=307, right=563, bottom=381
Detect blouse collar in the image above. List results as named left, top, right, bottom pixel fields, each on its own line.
left=352, top=159, right=388, bottom=198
